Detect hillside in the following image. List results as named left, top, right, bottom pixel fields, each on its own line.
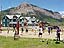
left=0, top=2, right=64, bottom=25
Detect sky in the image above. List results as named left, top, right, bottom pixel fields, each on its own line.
left=0, top=0, right=64, bottom=12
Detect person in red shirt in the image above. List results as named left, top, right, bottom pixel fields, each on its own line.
left=16, top=21, right=20, bottom=35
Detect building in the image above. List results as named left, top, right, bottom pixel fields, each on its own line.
left=2, top=15, right=37, bottom=27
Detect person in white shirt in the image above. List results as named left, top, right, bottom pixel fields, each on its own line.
left=38, top=26, right=43, bottom=38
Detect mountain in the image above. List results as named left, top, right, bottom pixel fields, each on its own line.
left=59, top=11, right=64, bottom=15
left=59, top=11, right=64, bottom=18
left=8, top=2, right=61, bottom=19
left=1, top=2, right=64, bottom=25
left=59, top=11, right=64, bottom=17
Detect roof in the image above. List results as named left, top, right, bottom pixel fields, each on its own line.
left=6, top=15, right=20, bottom=19
left=20, top=17, right=31, bottom=20
left=5, top=15, right=31, bottom=20
left=6, top=15, right=13, bottom=19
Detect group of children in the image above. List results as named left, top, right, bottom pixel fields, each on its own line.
left=6, top=24, right=62, bottom=41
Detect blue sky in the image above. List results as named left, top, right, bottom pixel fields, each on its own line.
left=0, top=0, right=64, bottom=12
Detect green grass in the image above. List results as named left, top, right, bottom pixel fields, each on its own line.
left=0, top=36, right=64, bottom=48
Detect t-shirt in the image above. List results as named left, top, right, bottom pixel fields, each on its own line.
left=39, top=28, right=42, bottom=33
left=57, top=29, right=61, bottom=33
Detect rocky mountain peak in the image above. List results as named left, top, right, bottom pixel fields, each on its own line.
left=9, top=2, right=62, bottom=19
left=17, top=2, right=32, bottom=9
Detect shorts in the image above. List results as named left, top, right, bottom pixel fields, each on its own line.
left=39, top=33, right=42, bottom=35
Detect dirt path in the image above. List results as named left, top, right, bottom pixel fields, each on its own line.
left=0, top=30, right=64, bottom=40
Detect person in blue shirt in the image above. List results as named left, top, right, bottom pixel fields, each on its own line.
left=48, top=26, right=51, bottom=35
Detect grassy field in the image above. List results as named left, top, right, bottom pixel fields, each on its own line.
left=0, top=36, right=64, bottom=48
